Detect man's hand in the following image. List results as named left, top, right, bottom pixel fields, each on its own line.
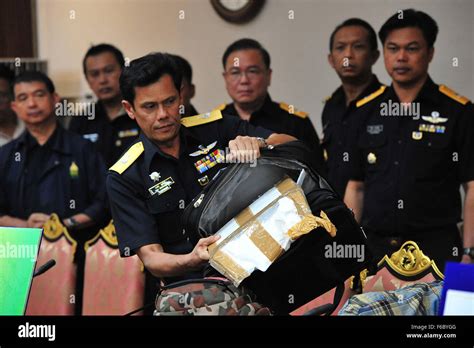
left=27, top=213, right=50, bottom=228
left=461, top=254, right=472, bottom=264
left=344, top=180, right=365, bottom=223
left=188, top=234, right=220, bottom=269
left=227, top=136, right=262, bottom=163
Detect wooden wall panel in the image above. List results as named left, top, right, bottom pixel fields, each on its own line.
left=0, top=0, right=34, bottom=57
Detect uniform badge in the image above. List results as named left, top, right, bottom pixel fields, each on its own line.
left=421, top=111, right=448, bottom=124
left=148, top=176, right=174, bottom=196
left=149, top=171, right=161, bottom=182
left=118, top=129, right=139, bottom=138
left=419, top=124, right=446, bottom=134
left=367, top=152, right=377, bottom=164
left=189, top=141, right=217, bottom=157
left=83, top=133, right=99, bottom=143
left=198, top=175, right=209, bottom=186
left=412, top=131, right=423, bottom=140
left=69, top=161, right=79, bottom=178
left=193, top=149, right=225, bottom=174
left=367, top=125, right=383, bottom=135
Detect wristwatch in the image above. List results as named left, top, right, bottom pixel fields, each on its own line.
left=256, top=137, right=274, bottom=150
left=463, top=247, right=474, bottom=259
left=65, top=217, right=78, bottom=229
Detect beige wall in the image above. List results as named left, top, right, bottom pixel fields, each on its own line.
left=36, top=0, right=473, bottom=134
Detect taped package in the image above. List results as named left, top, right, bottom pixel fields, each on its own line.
left=208, top=177, right=336, bottom=286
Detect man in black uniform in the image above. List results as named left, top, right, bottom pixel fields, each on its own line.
left=0, top=66, right=24, bottom=147
left=217, top=38, right=325, bottom=173
left=106, top=53, right=295, bottom=285
left=0, top=71, right=107, bottom=231
left=170, top=54, right=199, bottom=116
left=322, top=18, right=384, bottom=197
left=70, top=44, right=139, bottom=167
left=344, top=10, right=474, bottom=268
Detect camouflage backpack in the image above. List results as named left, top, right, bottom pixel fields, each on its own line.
left=154, top=278, right=272, bottom=316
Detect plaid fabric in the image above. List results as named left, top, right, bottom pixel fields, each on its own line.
left=338, top=281, right=443, bottom=316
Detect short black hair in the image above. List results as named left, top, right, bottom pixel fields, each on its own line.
left=120, top=52, right=182, bottom=106
left=83, top=43, right=125, bottom=75
left=222, top=38, right=271, bottom=69
left=329, top=18, right=378, bottom=52
left=379, top=9, right=438, bottom=48
left=170, top=54, right=193, bottom=84
left=13, top=71, right=55, bottom=97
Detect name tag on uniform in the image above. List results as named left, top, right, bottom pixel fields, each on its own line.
left=148, top=177, right=175, bottom=196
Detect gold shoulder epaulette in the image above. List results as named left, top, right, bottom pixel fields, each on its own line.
left=279, top=102, right=308, bottom=119
left=109, top=142, right=144, bottom=174
left=181, top=109, right=223, bottom=128
left=323, top=95, right=332, bottom=104
left=439, top=85, right=470, bottom=105
left=356, top=85, right=387, bottom=108
left=213, top=103, right=226, bottom=111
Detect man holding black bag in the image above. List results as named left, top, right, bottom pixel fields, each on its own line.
left=106, top=52, right=295, bottom=314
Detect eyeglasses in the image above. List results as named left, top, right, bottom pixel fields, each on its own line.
left=225, top=67, right=265, bottom=82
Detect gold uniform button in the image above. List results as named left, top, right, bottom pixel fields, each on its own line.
left=367, top=152, right=377, bottom=164
left=323, top=149, right=328, bottom=161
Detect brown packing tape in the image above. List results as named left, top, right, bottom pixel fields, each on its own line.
left=208, top=210, right=252, bottom=258
left=287, top=189, right=312, bottom=216
left=249, top=221, right=285, bottom=262
left=209, top=177, right=321, bottom=284
left=276, top=177, right=297, bottom=195
left=234, top=177, right=304, bottom=229
left=208, top=243, right=217, bottom=256
left=211, top=249, right=249, bottom=284
left=287, top=211, right=337, bottom=240
left=235, top=207, right=254, bottom=227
